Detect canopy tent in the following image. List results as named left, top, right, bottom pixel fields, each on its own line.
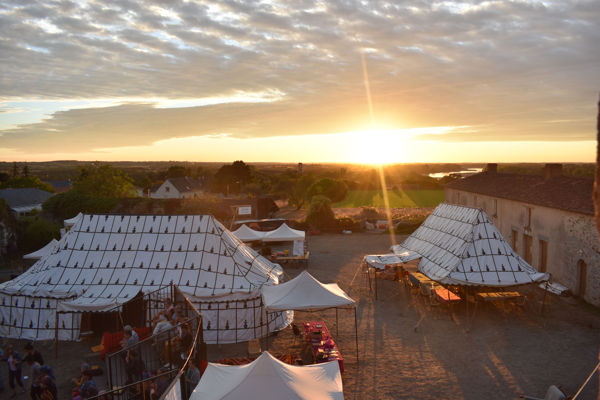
left=391, top=203, right=548, bottom=286
left=190, top=351, right=344, bottom=400
left=262, top=223, right=305, bottom=242
left=261, top=270, right=358, bottom=363
left=262, top=270, right=355, bottom=311
left=231, top=224, right=265, bottom=242
left=23, top=239, right=59, bottom=260
left=363, top=253, right=420, bottom=270
left=0, top=214, right=291, bottom=342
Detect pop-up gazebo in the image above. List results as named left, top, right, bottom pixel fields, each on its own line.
left=190, top=351, right=344, bottom=400
left=261, top=270, right=358, bottom=361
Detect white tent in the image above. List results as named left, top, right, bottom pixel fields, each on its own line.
left=231, top=224, right=265, bottom=242
left=23, top=239, right=59, bottom=260
left=261, top=270, right=358, bottom=362
left=0, top=214, right=291, bottom=342
left=391, top=203, right=548, bottom=286
left=262, top=223, right=305, bottom=242
left=64, top=212, right=83, bottom=228
left=262, top=270, right=355, bottom=311
left=190, top=351, right=344, bottom=400
left=363, top=253, right=420, bottom=270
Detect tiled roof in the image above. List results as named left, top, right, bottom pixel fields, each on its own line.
left=445, top=172, right=593, bottom=216
left=0, top=188, right=53, bottom=208
left=167, top=177, right=203, bottom=193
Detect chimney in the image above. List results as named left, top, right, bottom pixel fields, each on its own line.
left=544, top=163, right=562, bottom=180
left=486, top=163, right=498, bottom=174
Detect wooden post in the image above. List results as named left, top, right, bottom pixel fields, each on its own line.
left=54, top=312, right=59, bottom=358
left=354, top=307, right=359, bottom=364
left=335, top=308, right=339, bottom=337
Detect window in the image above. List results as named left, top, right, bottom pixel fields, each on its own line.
left=525, top=207, right=532, bottom=229
left=512, top=230, right=518, bottom=251
left=539, top=240, right=547, bottom=273
left=165, top=186, right=170, bottom=192
left=523, top=234, right=532, bottom=264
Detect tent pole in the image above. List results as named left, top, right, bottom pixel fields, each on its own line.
left=541, top=281, right=549, bottom=316
left=374, top=269, right=378, bottom=300
left=55, top=312, right=59, bottom=358
left=266, top=311, right=270, bottom=350
left=354, top=307, right=359, bottom=364
left=465, top=286, right=469, bottom=332
left=335, top=308, right=338, bottom=337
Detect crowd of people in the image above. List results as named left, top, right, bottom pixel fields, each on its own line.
left=1, top=343, right=56, bottom=400
left=1, top=297, right=199, bottom=400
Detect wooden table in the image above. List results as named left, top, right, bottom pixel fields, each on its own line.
left=434, top=287, right=461, bottom=303
left=274, top=251, right=310, bottom=266
left=303, top=321, right=344, bottom=373
left=474, top=291, right=525, bottom=315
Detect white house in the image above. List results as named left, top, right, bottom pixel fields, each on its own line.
left=150, top=177, right=203, bottom=199
left=444, top=163, right=599, bottom=306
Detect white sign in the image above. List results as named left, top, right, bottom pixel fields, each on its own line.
left=237, top=206, right=252, bottom=215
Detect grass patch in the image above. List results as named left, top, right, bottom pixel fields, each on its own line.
left=335, top=189, right=445, bottom=208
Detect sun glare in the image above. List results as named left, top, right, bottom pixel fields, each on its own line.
left=349, top=129, right=409, bottom=165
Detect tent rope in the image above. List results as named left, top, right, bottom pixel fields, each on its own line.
left=571, top=360, right=600, bottom=400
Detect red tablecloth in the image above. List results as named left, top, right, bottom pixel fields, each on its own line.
left=303, top=321, right=344, bottom=373
left=434, top=288, right=461, bottom=303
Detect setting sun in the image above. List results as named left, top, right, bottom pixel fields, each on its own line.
left=349, top=129, right=411, bottom=165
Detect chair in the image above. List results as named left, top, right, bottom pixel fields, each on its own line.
left=247, top=339, right=262, bottom=357
left=520, top=385, right=566, bottom=400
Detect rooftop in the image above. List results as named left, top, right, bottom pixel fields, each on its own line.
left=445, top=169, right=593, bottom=216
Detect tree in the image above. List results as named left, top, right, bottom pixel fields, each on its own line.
left=43, top=191, right=119, bottom=221
left=305, top=195, right=337, bottom=232
left=212, top=160, right=253, bottom=194
left=73, top=165, right=136, bottom=198
left=307, top=178, right=348, bottom=203
left=166, top=165, right=190, bottom=178
left=17, top=216, right=60, bottom=254
left=1, top=176, right=54, bottom=192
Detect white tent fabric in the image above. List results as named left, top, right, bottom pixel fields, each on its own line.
left=0, top=214, right=291, bottom=342
left=262, top=270, right=355, bottom=311
left=190, top=351, right=344, bottom=400
left=363, top=253, right=420, bottom=270
left=262, top=223, right=305, bottom=242
left=391, top=203, right=548, bottom=286
left=64, top=212, right=83, bottom=228
left=23, top=239, right=59, bottom=260
left=231, top=224, right=265, bottom=242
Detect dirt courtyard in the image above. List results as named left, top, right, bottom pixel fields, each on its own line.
left=3, top=232, right=599, bottom=399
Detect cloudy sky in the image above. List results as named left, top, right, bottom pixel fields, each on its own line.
left=0, top=0, right=598, bottom=164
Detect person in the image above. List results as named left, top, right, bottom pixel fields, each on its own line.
left=121, top=325, right=139, bottom=351
left=78, top=370, right=98, bottom=399
left=5, top=345, right=26, bottom=397
left=23, top=343, right=44, bottom=366
left=124, top=349, right=144, bottom=384
left=184, top=359, right=200, bottom=395
left=27, top=357, right=43, bottom=400
left=39, top=370, right=57, bottom=400
left=152, top=298, right=175, bottom=325
left=152, top=315, right=174, bottom=364
left=71, top=362, right=90, bottom=388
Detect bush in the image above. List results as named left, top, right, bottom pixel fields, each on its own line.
left=305, top=195, right=337, bottom=232
left=336, top=217, right=362, bottom=232
left=17, top=216, right=60, bottom=254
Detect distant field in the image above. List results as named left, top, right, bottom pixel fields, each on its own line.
left=335, top=189, right=445, bottom=208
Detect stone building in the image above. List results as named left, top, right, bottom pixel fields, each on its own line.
left=444, top=163, right=599, bottom=306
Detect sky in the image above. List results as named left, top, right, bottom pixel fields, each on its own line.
left=0, top=0, right=598, bottom=164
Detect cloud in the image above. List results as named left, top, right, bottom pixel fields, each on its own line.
left=0, top=0, right=598, bottom=154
